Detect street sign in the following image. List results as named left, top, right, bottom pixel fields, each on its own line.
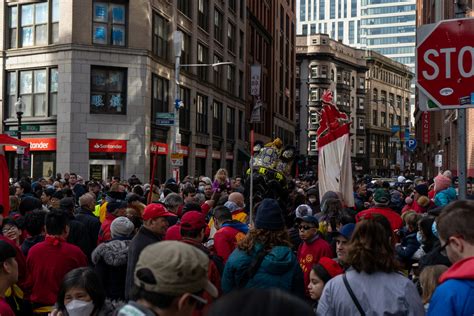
left=435, top=154, right=443, bottom=167
left=170, top=153, right=183, bottom=166
left=6, top=130, right=18, bottom=137
left=406, top=138, right=417, bottom=151
left=22, top=124, right=40, bottom=132
left=156, top=119, right=175, bottom=126
left=156, top=112, right=175, bottom=119
left=416, top=162, right=423, bottom=171
left=417, top=18, right=474, bottom=110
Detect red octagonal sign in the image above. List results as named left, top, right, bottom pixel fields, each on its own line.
left=417, top=18, right=474, bottom=109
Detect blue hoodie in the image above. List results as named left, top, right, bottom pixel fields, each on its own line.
left=434, top=187, right=457, bottom=207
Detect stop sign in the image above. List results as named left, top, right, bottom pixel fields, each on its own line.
left=417, top=18, right=474, bottom=109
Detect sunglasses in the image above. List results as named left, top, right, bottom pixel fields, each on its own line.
left=297, top=225, right=316, bottom=231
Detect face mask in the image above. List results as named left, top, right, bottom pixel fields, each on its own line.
left=65, top=300, right=94, bottom=316
left=432, top=222, right=439, bottom=239
left=416, top=231, right=423, bottom=244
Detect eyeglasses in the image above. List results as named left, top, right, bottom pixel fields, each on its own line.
left=297, top=225, right=316, bottom=231
left=439, top=239, right=450, bottom=257
left=2, top=226, right=17, bottom=234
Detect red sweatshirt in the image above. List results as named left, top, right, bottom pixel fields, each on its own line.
left=356, top=206, right=403, bottom=232
left=213, top=222, right=248, bottom=263
left=297, top=235, right=333, bottom=297
left=24, top=237, right=87, bottom=305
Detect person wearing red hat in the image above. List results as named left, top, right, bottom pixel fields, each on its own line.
left=124, top=203, right=176, bottom=300
left=179, top=211, right=222, bottom=316
left=308, top=257, right=343, bottom=311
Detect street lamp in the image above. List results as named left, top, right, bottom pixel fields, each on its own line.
left=14, top=97, right=26, bottom=181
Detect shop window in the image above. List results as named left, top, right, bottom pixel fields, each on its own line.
left=151, top=74, right=169, bottom=122
left=90, top=66, right=127, bottom=114
left=196, top=94, right=208, bottom=134
left=8, top=0, right=59, bottom=48
left=152, top=13, right=168, bottom=59
left=92, top=0, right=127, bottom=46
left=6, top=67, right=58, bottom=118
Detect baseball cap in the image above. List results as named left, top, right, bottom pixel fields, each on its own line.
left=0, top=240, right=17, bottom=262
left=313, top=257, right=344, bottom=284
left=295, top=215, right=319, bottom=226
left=180, top=211, right=207, bottom=231
left=373, top=188, right=390, bottom=204
left=134, top=241, right=218, bottom=300
left=332, top=223, right=356, bottom=240
left=142, top=203, right=176, bottom=221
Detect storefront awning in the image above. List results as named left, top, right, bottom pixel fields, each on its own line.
left=0, top=134, right=29, bottom=148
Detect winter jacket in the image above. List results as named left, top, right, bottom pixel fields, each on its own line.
left=21, top=235, right=45, bottom=257
left=317, top=268, right=425, bottom=315
left=356, top=206, right=403, bottom=231
left=125, top=226, right=163, bottom=300
left=297, top=234, right=333, bottom=297
left=419, top=241, right=451, bottom=271
left=395, top=232, right=420, bottom=268
left=75, top=207, right=101, bottom=260
left=427, top=257, right=474, bottom=316
left=401, top=199, right=432, bottom=214
left=213, top=221, right=249, bottom=263
left=222, top=243, right=305, bottom=297
left=98, top=213, right=117, bottom=245
left=353, top=193, right=366, bottom=212
left=92, top=237, right=131, bottom=301
left=434, top=187, right=457, bottom=207
left=66, top=215, right=90, bottom=256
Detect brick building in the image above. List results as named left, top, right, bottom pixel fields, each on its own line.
left=1, top=0, right=248, bottom=182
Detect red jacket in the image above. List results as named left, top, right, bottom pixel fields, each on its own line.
left=297, top=235, right=333, bottom=297
left=213, top=222, right=248, bottom=263
left=24, top=237, right=87, bottom=305
left=97, top=213, right=116, bottom=244
left=356, top=206, right=403, bottom=231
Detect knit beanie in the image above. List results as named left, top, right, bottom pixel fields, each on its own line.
left=312, top=257, right=344, bottom=284
left=255, top=198, right=285, bottom=231
left=414, top=184, right=429, bottom=197
left=434, top=174, right=451, bottom=192
left=110, top=216, right=135, bottom=238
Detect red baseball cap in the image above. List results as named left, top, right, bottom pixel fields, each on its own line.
left=142, top=203, right=176, bottom=221
left=180, top=211, right=207, bottom=231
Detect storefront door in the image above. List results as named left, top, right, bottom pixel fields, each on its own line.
left=89, top=160, right=122, bottom=181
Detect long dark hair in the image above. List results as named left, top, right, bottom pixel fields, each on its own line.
left=347, top=215, right=399, bottom=274
left=56, top=267, right=106, bottom=314
left=238, top=229, right=292, bottom=254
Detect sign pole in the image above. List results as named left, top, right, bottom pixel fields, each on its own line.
left=458, top=109, right=467, bottom=199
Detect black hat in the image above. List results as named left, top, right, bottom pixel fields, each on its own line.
left=255, top=199, right=285, bottom=231
left=60, top=197, right=75, bottom=210
left=0, top=240, right=17, bottom=262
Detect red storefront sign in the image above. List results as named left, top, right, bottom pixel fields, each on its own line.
left=177, top=145, right=189, bottom=156
left=89, top=139, right=127, bottom=153
left=150, top=142, right=168, bottom=155
left=212, top=150, right=221, bottom=159
left=5, top=138, right=56, bottom=151
left=195, top=148, right=207, bottom=158
left=225, top=152, right=234, bottom=160
left=422, top=112, right=430, bottom=144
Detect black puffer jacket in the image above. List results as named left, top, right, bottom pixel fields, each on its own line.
left=92, top=238, right=131, bottom=301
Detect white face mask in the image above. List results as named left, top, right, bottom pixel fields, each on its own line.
left=65, top=300, right=95, bottom=316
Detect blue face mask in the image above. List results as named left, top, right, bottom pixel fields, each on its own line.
left=416, top=231, right=423, bottom=244
left=432, top=222, right=439, bottom=239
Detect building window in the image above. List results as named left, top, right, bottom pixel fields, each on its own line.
left=372, top=88, right=378, bottom=101
left=396, top=95, right=402, bottom=109
left=351, top=77, right=355, bottom=88
left=331, top=69, right=335, bottom=81
left=372, top=110, right=378, bottom=126
left=214, top=8, right=223, bottom=43
left=152, top=13, right=168, bottom=59
left=213, top=101, right=223, bottom=137
left=239, top=30, right=244, bottom=60
left=309, top=111, right=318, bottom=126
left=321, top=66, right=328, bottom=78
left=358, top=140, right=364, bottom=154
left=198, top=0, right=209, bottom=31
left=227, top=22, right=236, bottom=53
left=179, top=30, right=191, bottom=65
left=358, top=97, right=365, bottom=109
left=229, top=0, right=236, bottom=12
left=389, top=113, right=394, bottom=126
left=213, top=54, right=223, bottom=88
left=238, top=70, right=244, bottom=99
left=8, top=0, right=59, bottom=48
left=309, top=134, right=317, bottom=151
left=227, top=65, right=235, bottom=94
left=92, top=1, right=126, bottom=46
left=359, top=77, right=365, bottom=90
left=196, top=94, right=208, bottom=134
left=6, top=68, right=58, bottom=118
left=90, top=66, right=127, bottom=114
left=179, top=86, right=190, bottom=131
left=381, top=111, right=387, bottom=127
left=151, top=74, right=169, bottom=122
left=227, top=107, right=235, bottom=139
left=310, top=88, right=319, bottom=101
left=177, top=0, right=192, bottom=18
left=197, top=43, right=208, bottom=81
left=358, top=118, right=365, bottom=130
left=310, top=65, right=318, bottom=78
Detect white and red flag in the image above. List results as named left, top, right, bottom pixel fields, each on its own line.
left=317, top=90, right=354, bottom=207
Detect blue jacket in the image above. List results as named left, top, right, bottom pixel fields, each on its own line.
left=428, top=257, right=474, bottom=316
left=434, top=187, right=457, bottom=207
left=222, top=244, right=305, bottom=297
left=396, top=232, right=420, bottom=260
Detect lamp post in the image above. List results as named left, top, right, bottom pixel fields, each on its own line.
left=14, top=98, right=25, bottom=181
left=170, top=30, right=234, bottom=180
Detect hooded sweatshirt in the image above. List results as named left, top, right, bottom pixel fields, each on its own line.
left=427, top=257, right=474, bottom=316
left=213, top=221, right=249, bottom=263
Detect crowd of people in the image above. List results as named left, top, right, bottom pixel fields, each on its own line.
left=0, top=168, right=473, bottom=316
